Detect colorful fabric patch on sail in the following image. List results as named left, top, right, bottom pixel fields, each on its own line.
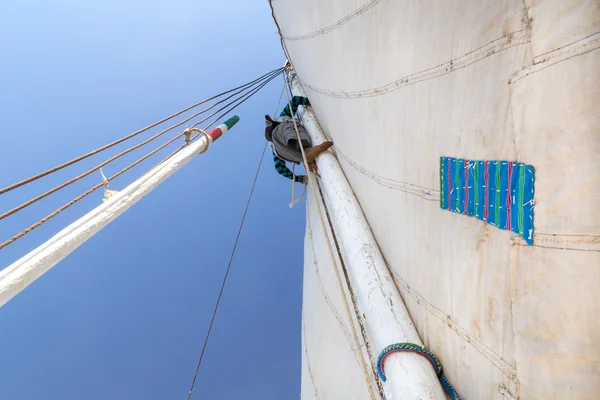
left=439, top=157, right=535, bottom=245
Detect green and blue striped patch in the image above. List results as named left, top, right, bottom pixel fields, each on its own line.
left=440, top=157, right=535, bottom=245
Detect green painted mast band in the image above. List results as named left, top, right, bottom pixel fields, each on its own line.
left=224, top=115, right=240, bottom=130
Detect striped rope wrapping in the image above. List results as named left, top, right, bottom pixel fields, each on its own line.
left=377, top=342, right=462, bottom=400
left=440, top=157, right=535, bottom=245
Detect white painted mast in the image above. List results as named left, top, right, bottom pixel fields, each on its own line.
left=0, top=117, right=239, bottom=308
left=290, top=72, right=446, bottom=399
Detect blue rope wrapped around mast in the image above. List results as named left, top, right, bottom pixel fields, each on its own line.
left=377, top=342, right=462, bottom=400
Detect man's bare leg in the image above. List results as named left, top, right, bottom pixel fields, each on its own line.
left=305, top=141, right=333, bottom=163
left=303, top=141, right=333, bottom=175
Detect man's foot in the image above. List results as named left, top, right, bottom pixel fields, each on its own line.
left=303, top=141, right=333, bottom=177
left=305, top=141, right=333, bottom=164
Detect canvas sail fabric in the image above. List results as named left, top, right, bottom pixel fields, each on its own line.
left=302, top=191, right=375, bottom=399
left=273, top=0, right=600, bottom=398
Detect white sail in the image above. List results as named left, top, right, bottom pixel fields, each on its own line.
left=272, top=0, right=600, bottom=399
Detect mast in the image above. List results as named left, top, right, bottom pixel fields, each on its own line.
left=0, top=116, right=239, bottom=308
left=290, top=73, right=446, bottom=398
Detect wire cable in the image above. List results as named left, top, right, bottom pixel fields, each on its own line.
left=0, top=130, right=186, bottom=250
left=0, top=69, right=283, bottom=222
left=158, top=70, right=282, bottom=167
left=186, top=142, right=267, bottom=400
left=154, top=69, right=281, bottom=169
left=0, top=69, right=280, bottom=250
left=0, top=67, right=283, bottom=195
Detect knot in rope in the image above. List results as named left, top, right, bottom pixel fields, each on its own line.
left=99, top=168, right=118, bottom=202
left=183, top=128, right=192, bottom=145
left=377, top=342, right=462, bottom=400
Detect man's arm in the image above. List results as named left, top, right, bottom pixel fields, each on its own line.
left=280, top=96, right=310, bottom=118
left=273, top=151, right=305, bottom=183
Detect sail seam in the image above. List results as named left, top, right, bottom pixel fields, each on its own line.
left=306, top=208, right=363, bottom=365
left=509, top=31, right=600, bottom=84
left=499, top=384, right=519, bottom=400
left=336, top=147, right=440, bottom=201
left=394, top=271, right=519, bottom=383
left=299, top=29, right=530, bottom=99
left=515, top=242, right=600, bottom=252
left=391, top=270, right=519, bottom=383
left=514, top=234, right=600, bottom=252
left=302, top=313, right=321, bottom=399
left=281, top=0, right=382, bottom=41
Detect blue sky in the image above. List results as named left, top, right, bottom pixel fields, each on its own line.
left=0, top=1, right=305, bottom=399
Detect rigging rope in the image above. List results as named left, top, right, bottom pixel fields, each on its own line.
left=274, top=78, right=286, bottom=116
left=191, top=69, right=281, bottom=130
left=174, top=70, right=281, bottom=153
left=0, top=69, right=281, bottom=250
left=186, top=79, right=285, bottom=398
left=186, top=143, right=268, bottom=400
left=289, top=164, right=307, bottom=208
left=157, top=70, right=282, bottom=168
left=281, top=71, right=379, bottom=400
left=0, top=67, right=283, bottom=195
left=271, top=78, right=306, bottom=208
left=0, top=69, right=283, bottom=223
left=0, top=130, right=187, bottom=250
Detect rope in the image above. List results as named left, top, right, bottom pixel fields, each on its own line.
left=274, top=79, right=286, bottom=116
left=282, top=71, right=378, bottom=400
left=189, top=70, right=281, bottom=130
left=190, top=68, right=282, bottom=130
left=274, top=79, right=307, bottom=208
left=155, top=79, right=271, bottom=170
left=289, top=164, right=306, bottom=208
left=0, top=68, right=280, bottom=251
left=193, top=72, right=281, bottom=135
left=268, top=1, right=292, bottom=70
left=187, top=142, right=267, bottom=400
left=0, top=68, right=283, bottom=195
left=289, top=181, right=307, bottom=208
left=377, top=343, right=462, bottom=400
left=0, top=69, right=283, bottom=222
left=184, top=128, right=209, bottom=154
left=99, top=168, right=118, bottom=202
left=269, top=78, right=306, bottom=208
left=0, top=130, right=186, bottom=250
left=165, top=71, right=281, bottom=166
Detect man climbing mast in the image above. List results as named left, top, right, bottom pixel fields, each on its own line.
left=264, top=94, right=333, bottom=183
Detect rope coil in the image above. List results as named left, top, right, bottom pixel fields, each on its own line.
left=377, top=342, right=462, bottom=400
